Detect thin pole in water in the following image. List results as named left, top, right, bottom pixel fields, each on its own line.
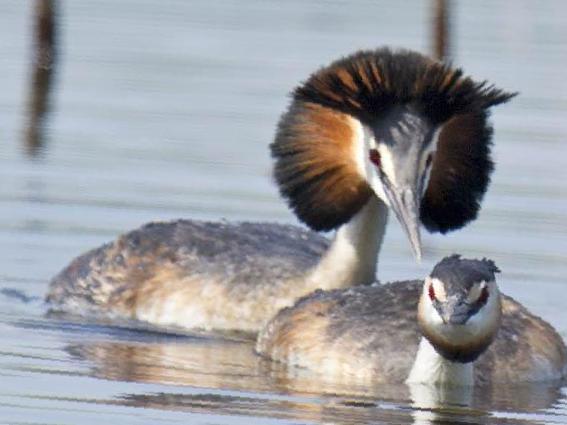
left=431, top=0, right=451, bottom=62
left=24, top=0, right=58, bottom=157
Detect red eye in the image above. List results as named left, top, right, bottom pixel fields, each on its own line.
left=477, top=286, right=489, bottom=306
left=425, top=153, right=434, bottom=168
left=428, top=285, right=436, bottom=301
left=369, top=149, right=381, bottom=168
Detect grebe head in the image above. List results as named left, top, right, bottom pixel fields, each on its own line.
left=418, top=255, right=502, bottom=363
left=272, top=48, right=516, bottom=260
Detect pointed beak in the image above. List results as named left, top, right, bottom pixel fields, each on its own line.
left=383, top=184, right=422, bottom=261
left=438, top=296, right=471, bottom=325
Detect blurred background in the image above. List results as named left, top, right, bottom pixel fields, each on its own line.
left=1, top=1, right=566, bottom=424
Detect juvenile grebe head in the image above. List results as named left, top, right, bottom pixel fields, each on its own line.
left=272, top=48, right=516, bottom=260
left=418, top=255, right=502, bottom=363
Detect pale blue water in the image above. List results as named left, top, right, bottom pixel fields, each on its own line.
left=1, top=1, right=567, bottom=424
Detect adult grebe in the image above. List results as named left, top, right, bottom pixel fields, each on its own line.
left=47, top=48, right=515, bottom=332
left=257, top=255, right=566, bottom=385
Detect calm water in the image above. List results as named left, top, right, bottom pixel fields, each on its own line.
left=1, top=1, right=567, bottom=424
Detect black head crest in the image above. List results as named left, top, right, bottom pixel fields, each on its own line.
left=271, top=47, right=516, bottom=232
left=431, top=254, right=501, bottom=288
left=293, top=47, right=516, bottom=126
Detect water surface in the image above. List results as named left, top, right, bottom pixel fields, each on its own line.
left=1, top=1, right=567, bottom=424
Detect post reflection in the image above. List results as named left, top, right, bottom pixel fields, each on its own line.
left=431, top=0, right=451, bottom=61
left=24, top=0, right=58, bottom=157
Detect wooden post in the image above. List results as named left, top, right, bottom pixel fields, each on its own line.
left=25, top=0, right=58, bottom=156
left=432, top=0, right=451, bottom=62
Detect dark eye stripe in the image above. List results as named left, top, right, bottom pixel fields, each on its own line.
left=477, top=286, right=489, bottom=306
left=425, top=152, right=434, bottom=168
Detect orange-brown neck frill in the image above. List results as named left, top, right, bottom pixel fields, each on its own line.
left=271, top=102, right=371, bottom=231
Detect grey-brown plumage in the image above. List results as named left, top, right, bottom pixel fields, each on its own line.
left=257, top=274, right=566, bottom=384
left=48, top=220, right=329, bottom=330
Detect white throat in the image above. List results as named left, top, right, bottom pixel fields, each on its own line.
left=306, top=196, right=388, bottom=290
left=406, top=338, right=474, bottom=386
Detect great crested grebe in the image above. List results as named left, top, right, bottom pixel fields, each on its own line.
left=47, top=48, right=515, bottom=332
left=257, top=255, right=567, bottom=385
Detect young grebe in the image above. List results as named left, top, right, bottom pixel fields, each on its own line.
left=257, top=255, right=566, bottom=385
left=47, top=48, right=515, bottom=332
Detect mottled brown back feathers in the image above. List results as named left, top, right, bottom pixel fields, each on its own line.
left=257, top=281, right=567, bottom=384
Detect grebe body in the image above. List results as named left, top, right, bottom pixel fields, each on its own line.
left=48, top=197, right=385, bottom=332
left=47, top=48, right=514, bottom=332
left=257, top=256, right=566, bottom=385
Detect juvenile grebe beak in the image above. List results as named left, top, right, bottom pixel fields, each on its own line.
left=437, top=295, right=472, bottom=325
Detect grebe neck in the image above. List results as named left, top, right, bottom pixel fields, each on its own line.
left=406, top=338, right=474, bottom=386
left=306, top=196, right=388, bottom=290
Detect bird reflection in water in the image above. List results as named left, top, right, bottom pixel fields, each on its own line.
left=62, top=330, right=563, bottom=425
